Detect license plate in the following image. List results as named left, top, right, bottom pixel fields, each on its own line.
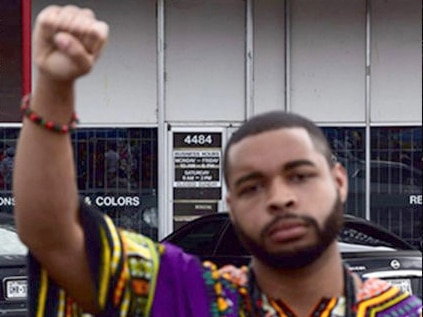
left=386, top=278, right=413, bottom=295
left=5, top=279, right=27, bottom=299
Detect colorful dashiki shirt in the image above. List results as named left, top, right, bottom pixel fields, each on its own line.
left=28, top=201, right=422, bottom=317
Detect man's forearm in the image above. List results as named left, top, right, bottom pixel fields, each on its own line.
left=13, top=75, right=100, bottom=312
left=13, top=75, right=79, bottom=251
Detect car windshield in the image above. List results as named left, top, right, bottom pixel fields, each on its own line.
left=0, top=227, right=27, bottom=256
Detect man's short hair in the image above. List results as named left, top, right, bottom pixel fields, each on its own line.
left=223, top=111, right=334, bottom=187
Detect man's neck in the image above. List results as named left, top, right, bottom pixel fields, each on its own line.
left=251, top=243, right=345, bottom=317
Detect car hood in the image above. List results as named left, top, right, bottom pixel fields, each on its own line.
left=343, top=250, right=422, bottom=275
left=0, top=254, right=27, bottom=267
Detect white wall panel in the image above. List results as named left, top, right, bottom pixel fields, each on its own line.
left=290, top=0, right=366, bottom=123
left=370, top=0, right=422, bottom=123
left=33, top=0, right=157, bottom=125
left=254, top=0, right=286, bottom=115
left=32, top=0, right=422, bottom=126
left=165, top=0, right=245, bottom=122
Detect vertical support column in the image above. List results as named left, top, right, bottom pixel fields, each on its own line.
left=22, top=0, right=32, bottom=95
left=284, top=0, right=291, bottom=112
left=157, top=0, right=171, bottom=239
left=365, top=0, right=371, bottom=220
left=246, top=0, right=254, bottom=119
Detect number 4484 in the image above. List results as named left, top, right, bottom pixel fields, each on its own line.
left=184, top=134, right=213, bottom=145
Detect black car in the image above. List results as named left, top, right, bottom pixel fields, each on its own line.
left=162, top=213, right=422, bottom=298
left=0, top=214, right=27, bottom=317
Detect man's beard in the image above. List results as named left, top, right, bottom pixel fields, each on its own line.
left=233, top=194, right=344, bottom=270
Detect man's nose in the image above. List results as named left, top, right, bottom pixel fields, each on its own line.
left=266, top=178, right=296, bottom=213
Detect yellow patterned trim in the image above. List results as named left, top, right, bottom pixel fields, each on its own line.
left=321, top=298, right=338, bottom=317
left=370, top=291, right=409, bottom=316
left=144, top=236, right=159, bottom=315
left=104, top=215, right=121, bottom=274
left=268, top=298, right=289, bottom=317
left=57, top=289, right=66, bottom=317
left=119, top=287, right=131, bottom=317
left=122, top=232, right=153, bottom=259
left=113, top=242, right=129, bottom=306
left=357, top=286, right=399, bottom=316
left=122, top=230, right=160, bottom=316
left=98, top=227, right=111, bottom=309
left=36, top=269, right=48, bottom=317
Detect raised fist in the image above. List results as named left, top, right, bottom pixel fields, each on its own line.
left=33, top=5, right=109, bottom=82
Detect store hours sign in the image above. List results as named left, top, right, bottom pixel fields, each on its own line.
left=173, top=132, right=222, bottom=216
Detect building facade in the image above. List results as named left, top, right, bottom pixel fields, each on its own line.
left=0, top=0, right=421, bottom=248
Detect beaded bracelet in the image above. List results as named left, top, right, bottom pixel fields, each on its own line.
left=20, top=94, right=79, bottom=133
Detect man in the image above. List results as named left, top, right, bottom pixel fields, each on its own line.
left=13, top=5, right=422, bottom=317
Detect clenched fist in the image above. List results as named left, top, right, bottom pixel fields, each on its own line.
left=33, top=5, right=109, bottom=82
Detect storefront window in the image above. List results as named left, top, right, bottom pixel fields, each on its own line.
left=1, top=126, right=420, bottom=246
left=370, top=127, right=422, bottom=248
left=0, top=127, right=158, bottom=240
left=322, top=126, right=422, bottom=248
left=0, top=128, right=19, bottom=192
left=322, top=127, right=366, bottom=218
left=73, top=128, right=158, bottom=240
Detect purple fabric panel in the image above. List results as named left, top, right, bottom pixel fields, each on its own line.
left=376, top=295, right=422, bottom=317
left=151, top=243, right=210, bottom=317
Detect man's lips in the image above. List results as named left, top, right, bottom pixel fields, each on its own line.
left=266, top=218, right=309, bottom=243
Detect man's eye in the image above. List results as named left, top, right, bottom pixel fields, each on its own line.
left=290, top=173, right=313, bottom=182
left=238, top=184, right=262, bottom=196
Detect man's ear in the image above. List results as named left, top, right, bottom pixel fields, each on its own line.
left=225, top=192, right=235, bottom=223
left=333, top=162, right=348, bottom=203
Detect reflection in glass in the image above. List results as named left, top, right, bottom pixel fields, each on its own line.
left=322, top=126, right=422, bottom=249
left=72, top=128, right=158, bottom=240
left=0, top=127, right=159, bottom=240
left=370, top=127, right=422, bottom=249
left=322, top=127, right=366, bottom=218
